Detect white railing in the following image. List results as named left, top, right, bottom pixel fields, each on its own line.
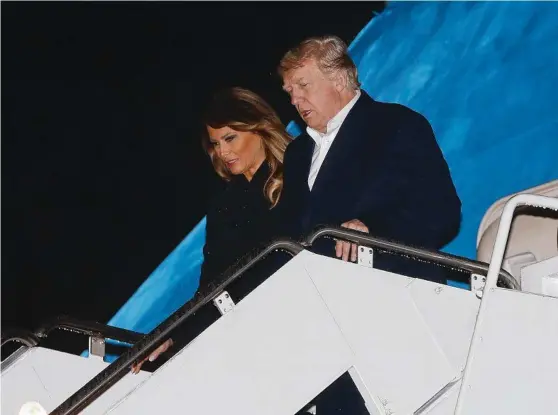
left=455, top=194, right=558, bottom=414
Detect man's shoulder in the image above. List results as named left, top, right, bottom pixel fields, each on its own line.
left=355, top=96, right=437, bottom=155
left=366, top=97, right=429, bottom=126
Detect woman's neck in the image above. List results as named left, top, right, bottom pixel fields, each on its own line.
left=243, top=156, right=266, bottom=182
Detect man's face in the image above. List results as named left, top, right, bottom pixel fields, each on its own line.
left=282, top=59, right=343, bottom=133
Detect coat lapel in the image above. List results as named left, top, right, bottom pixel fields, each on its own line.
left=309, top=92, right=377, bottom=199
left=297, top=134, right=316, bottom=181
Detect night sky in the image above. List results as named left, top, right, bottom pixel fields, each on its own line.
left=2, top=2, right=385, bottom=334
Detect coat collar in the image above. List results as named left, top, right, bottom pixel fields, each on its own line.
left=230, top=160, right=270, bottom=190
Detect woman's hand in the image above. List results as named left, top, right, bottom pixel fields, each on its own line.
left=131, top=338, right=174, bottom=374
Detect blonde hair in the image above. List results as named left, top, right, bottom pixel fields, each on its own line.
left=201, top=87, right=292, bottom=208
left=278, top=35, right=360, bottom=90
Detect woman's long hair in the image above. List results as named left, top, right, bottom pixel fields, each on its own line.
left=201, top=87, right=292, bottom=208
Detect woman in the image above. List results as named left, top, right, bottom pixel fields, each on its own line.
left=198, top=86, right=292, bottom=282
left=132, top=87, right=292, bottom=373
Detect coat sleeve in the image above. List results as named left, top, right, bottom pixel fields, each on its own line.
left=169, top=209, right=221, bottom=351
left=357, top=109, right=462, bottom=249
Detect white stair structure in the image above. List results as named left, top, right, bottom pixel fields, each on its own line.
left=2, top=192, right=557, bottom=415
left=1, top=347, right=150, bottom=415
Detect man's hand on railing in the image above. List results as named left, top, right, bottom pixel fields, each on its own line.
left=131, top=338, right=173, bottom=374
left=336, top=219, right=369, bottom=262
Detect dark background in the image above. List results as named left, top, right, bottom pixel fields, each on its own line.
left=2, top=2, right=385, bottom=333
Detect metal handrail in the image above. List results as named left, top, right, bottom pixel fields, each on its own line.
left=35, top=315, right=144, bottom=345
left=1, top=330, right=40, bottom=372
left=49, top=239, right=304, bottom=415
left=1, top=330, right=40, bottom=348
left=304, top=226, right=519, bottom=290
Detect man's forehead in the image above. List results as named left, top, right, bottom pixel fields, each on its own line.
left=282, top=61, right=319, bottom=87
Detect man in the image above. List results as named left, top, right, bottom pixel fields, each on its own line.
left=279, top=35, right=462, bottom=415
left=278, top=35, right=462, bottom=283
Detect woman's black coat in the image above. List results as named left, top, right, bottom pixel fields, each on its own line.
left=200, top=162, right=284, bottom=286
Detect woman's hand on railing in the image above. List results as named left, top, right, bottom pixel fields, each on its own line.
left=131, top=338, right=173, bottom=374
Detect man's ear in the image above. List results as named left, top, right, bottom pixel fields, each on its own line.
left=333, top=71, right=348, bottom=92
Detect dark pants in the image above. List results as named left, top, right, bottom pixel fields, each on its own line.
left=296, top=372, right=369, bottom=414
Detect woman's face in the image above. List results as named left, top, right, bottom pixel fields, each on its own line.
left=207, top=125, right=266, bottom=181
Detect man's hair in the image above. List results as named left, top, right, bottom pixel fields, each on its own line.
left=278, top=35, right=360, bottom=90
